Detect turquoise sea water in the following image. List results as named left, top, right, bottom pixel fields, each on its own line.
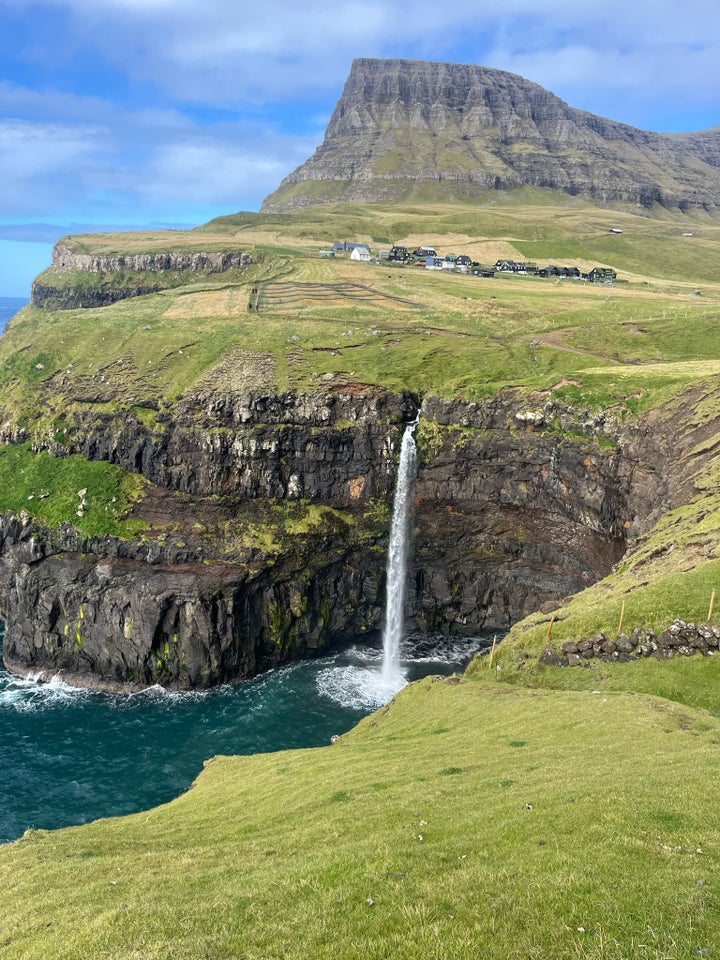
left=0, top=622, right=485, bottom=842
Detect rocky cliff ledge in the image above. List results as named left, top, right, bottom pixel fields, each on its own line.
left=262, top=58, right=720, bottom=212
left=31, top=243, right=259, bottom=309
left=1, top=378, right=704, bottom=690
left=0, top=507, right=385, bottom=690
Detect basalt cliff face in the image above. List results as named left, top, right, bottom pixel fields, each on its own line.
left=31, top=243, right=259, bottom=310
left=1, top=376, right=705, bottom=690
left=262, top=58, right=720, bottom=212
left=4, top=54, right=720, bottom=689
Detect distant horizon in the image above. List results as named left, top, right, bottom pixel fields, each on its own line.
left=0, top=295, right=30, bottom=334
left=2, top=0, right=718, bottom=293
left=0, top=294, right=30, bottom=305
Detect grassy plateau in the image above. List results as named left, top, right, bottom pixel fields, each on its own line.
left=1, top=192, right=720, bottom=957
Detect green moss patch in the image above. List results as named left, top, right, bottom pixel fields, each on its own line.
left=0, top=445, right=147, bottom=537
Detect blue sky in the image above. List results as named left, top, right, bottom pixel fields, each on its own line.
left=1, top=0, right=718, bottom=296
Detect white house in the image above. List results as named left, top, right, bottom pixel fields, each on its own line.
left=350, top=246, right=372, bottom=262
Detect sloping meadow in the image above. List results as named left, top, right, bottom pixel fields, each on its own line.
left=1, top=677, right=719, bottom=959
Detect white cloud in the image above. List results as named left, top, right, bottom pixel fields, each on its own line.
left=7, top=0, right=712, bottom=127
left=0, top=0, right=718, bottom=234
left=486, top=37, right=720, bottom=129
left=0, top=119, right=112, bottom=215
left=0, top=119, right=103, bottom=173
left=0, top=87, right=318, bottom=220
left=136, top=134, right=318, bottom=208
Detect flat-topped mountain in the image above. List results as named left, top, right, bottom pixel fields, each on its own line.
left=262, top=58, right=720, bottom=213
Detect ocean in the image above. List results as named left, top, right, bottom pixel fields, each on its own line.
left=0, top=290, right=483, bottom=844
left=0, top=296, right=29, bottom=332
left=0, top=623, right=484, bottom=842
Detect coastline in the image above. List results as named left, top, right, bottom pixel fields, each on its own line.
left=2, top=653, right=162, bottom=695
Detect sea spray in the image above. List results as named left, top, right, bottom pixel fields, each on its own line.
left=380, top=416, right=419, bottom=691
left=318, top=418, right=420, bottom=707
left=1, top=628, right=474, bottom=841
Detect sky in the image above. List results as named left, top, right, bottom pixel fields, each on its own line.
left=0, top=0, right=718, bottom=296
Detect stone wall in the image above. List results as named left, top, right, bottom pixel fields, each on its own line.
left=541, top=620, right=720, bottom=666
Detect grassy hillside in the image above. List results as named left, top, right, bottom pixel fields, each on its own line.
left=2, top=195, right=719, bottom=592
left=5, top=197, right=720, bottom=422
left=2, top=196, right=720, bottom=956
left=2, top=677, right=719, bottom=959
left=2, top=196, right=719, bottom=626
left=0, top=444, right=147, bottom=537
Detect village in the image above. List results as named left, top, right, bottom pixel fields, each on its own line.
left=323, top=240, right=618, bottom=284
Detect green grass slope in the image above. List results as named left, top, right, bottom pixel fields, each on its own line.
left=2, top=197, right=720, bottom=956
left=2, top=678, right=719, bottom=959
left=0, top=445, right=147, bottom=537
left=5, top=199, right=720, bottom=418
left=1, top=196, right=719, bottom=640
left=2, top=196, right=719, bottom=598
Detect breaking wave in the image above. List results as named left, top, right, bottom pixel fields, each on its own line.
left=0, top=626, right=489, bottom=842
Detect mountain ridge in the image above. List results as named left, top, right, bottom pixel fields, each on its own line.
left=262, top=57, right=720, bottom=213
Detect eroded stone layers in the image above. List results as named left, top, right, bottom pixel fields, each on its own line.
left=2, top=380, right=697, bottom=689
left=0, top=513, right=383, bottom=690
left=50, top=244, right=255, bottom=275
left=66, top=386, right=415, bottom=502
left=31, top=243, right=259, bottom=309
left=410, top=393, right=666, bottom=634
left=262, top=58, right=720, bottom=212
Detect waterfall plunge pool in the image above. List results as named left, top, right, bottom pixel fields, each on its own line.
left=0, top=625, right=489, bottom=842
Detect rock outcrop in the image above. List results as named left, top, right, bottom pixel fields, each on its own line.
left=0, top=511, right=385, bottom=690
left=31, top=243, right=259, bottom=309
left=50, top=244, right=255, bottom=275
left=3, top=376, right=704, bottom=689
left=262, top=58, right=720, bottom=213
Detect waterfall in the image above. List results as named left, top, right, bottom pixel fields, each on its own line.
left=380, top=416, right=419, bottom=690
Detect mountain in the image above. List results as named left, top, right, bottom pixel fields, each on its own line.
left=262, top=58, right=720, bottom=213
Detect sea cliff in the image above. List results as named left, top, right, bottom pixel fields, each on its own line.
left=31, top=242, right=259, bottom=309
left=2, top=376, right=705, bottom=690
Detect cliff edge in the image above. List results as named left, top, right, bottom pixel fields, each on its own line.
left=262, top=58, right=720, bottom=212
